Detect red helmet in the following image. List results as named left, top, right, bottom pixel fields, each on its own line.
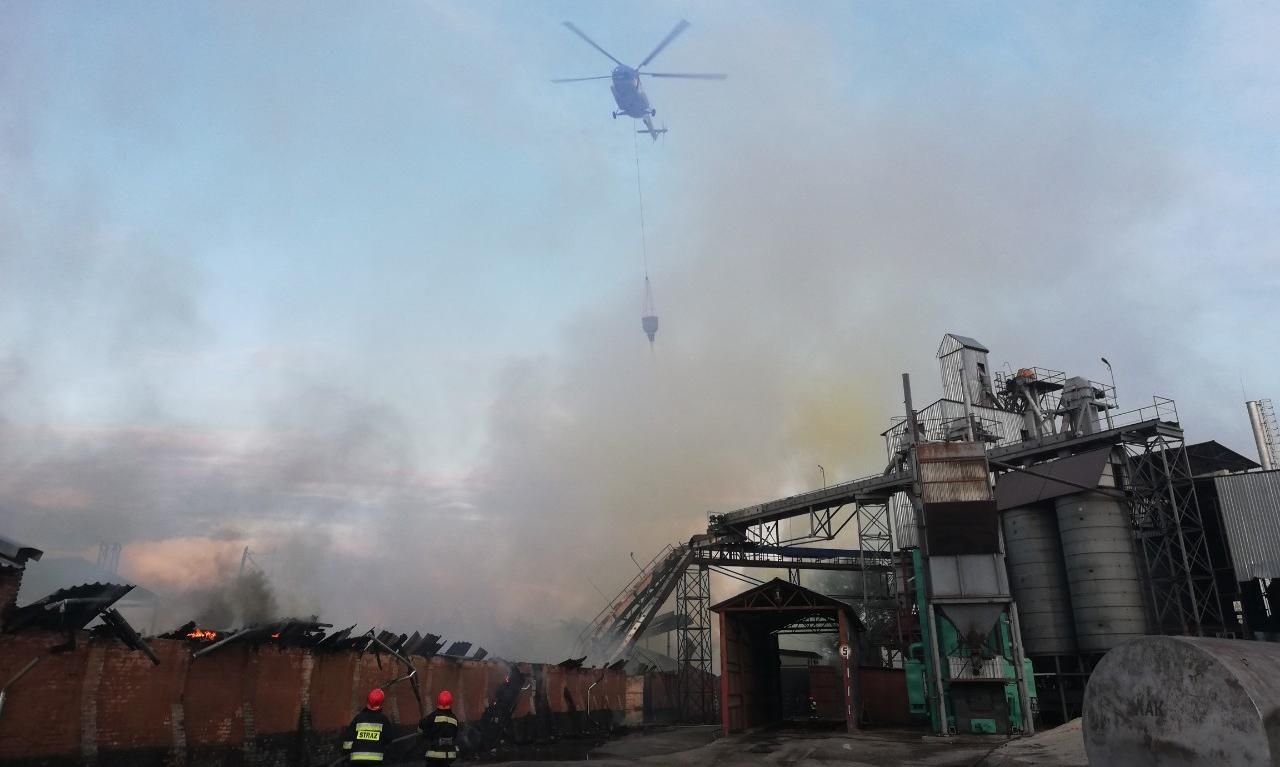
left=367, top=688, right=385, bottom=711
left=437, top=690, right=453, bottom=709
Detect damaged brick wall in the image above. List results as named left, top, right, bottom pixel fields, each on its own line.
left=0, top=632, right=677, bottom=767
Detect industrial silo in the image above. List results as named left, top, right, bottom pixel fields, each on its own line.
left=1054, top=461, right=1149, bottom=652
left=1001, top=504, right=1077, bottom=655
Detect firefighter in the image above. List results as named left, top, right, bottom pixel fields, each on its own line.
left=341, top=688, right=391, bottom=763
left=419, top=690, right=460, bottom=765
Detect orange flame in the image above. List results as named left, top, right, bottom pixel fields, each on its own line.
left=186, top=628, right=218, bottom=641
left=271, top=632, right=281, bottom=639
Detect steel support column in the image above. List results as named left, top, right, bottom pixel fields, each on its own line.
left=855, top=500, right=898, bottom=666
left=675, top=564, right=714, bottom=723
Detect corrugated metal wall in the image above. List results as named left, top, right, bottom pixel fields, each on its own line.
left=1215, top=470, right=1280, bottom=580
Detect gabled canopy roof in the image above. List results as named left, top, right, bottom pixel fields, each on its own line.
left=710, top=578, right=865, bottom=634
left=1186, top=440, right=1260, bottom=476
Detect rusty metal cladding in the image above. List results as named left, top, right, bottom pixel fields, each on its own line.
left=920, top=461, right=989, bottom=483
left=1214, top=470, right=1280, bottom=580
left=1084, top=637, right=1280, bottom=766
left=917, top=441, right=987, bottom=461
left=917, top=442, right=994, bottom=507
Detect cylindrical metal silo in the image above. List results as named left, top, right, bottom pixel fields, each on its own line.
left=1002, top=504, right=1077, bottom=656
left=1055, top=489, right=1148, bottom=652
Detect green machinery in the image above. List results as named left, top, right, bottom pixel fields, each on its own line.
left=903, top=550, right=1037, bottom=735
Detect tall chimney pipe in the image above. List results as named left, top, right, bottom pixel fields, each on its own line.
left=1246, top=400, right=1274, bottom=470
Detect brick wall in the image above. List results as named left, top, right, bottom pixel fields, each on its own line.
left=0, top=633, right=90, bottom=762
left=94, top=639, right=189, bottom=766
left=0, top=632, right=670, bottom=766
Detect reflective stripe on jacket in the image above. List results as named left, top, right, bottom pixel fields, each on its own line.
left=341, top=708, right=391, bottom=762
left=418, top=709, right=460, bottom=760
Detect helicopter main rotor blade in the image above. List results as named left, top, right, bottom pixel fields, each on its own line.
left=562, top=22, right=626, bottom=67
left=637, top=19, right=690, bottom=70
left=551, top=75, right=614, bottom=83
left=642, top=72, right=728, bottom=80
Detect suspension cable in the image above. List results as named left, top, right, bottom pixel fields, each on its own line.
left=632, top=127, right=650, bottom=280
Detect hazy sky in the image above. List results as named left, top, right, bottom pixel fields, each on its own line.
left=2, top=1, right=1276, bottom=655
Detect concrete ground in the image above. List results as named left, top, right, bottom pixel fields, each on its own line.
left=382, top=720, right=1089, bottom=766
left=405, top=722, right=1087, bottom=767
left=979, top=719, right=1086, bottom=767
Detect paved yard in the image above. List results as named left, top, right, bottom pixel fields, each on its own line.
left=386, top=723, right=1090, bottom=767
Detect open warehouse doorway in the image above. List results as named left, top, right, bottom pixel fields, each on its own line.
left=712, top=579, right=865, bottom=734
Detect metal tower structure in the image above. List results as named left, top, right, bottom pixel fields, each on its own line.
left=674, top=565, right=715, bottom=723
left=855, top=499, right=898, bottom=665
left=96, top=542, right=121, bottom=577
left=1122, top=424, right=1228, bottom=636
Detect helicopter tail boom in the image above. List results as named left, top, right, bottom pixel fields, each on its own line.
left=638, top=116, right=667, bottom=142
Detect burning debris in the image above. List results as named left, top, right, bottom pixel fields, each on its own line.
left=148, top=617, right=492, bottom=664
left=159, top=622, right=219, bottom=642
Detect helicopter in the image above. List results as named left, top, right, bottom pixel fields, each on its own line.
left=553, top=19, right=726, bottom=141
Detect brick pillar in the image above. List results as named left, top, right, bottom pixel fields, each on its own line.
left=169, top=702, right=187, bottom=767
left=298, top=652, right=315, bottom=730
left=0, top=567, right=24, bottom=632
left=80, top=644, right=107, bottom=766
left=349, top=657, right=364, bottom=715
left=241, top=650, right=259, bottom=766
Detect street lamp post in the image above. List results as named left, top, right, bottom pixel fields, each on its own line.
left=817, top=464, right=826, bottom=489
left=1101, top=357, right=1117, bottom=429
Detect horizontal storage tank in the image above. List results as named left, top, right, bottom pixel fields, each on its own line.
left=1055, top=487, right=1149, bottom=652
left=1001, top=504, right=1077, bottom=656
left=1084, top=636, right=1280, bottom=766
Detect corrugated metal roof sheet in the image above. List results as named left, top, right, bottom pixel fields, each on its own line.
left=938, top=333, right=990, bottom=356
left=1215, top=470, right=1280, bottom=580
left=0, top=536, right=43, bottom=570
left=7, top=582, right=133, bottom=632
left=1186, top=440, right=1260, bottom=476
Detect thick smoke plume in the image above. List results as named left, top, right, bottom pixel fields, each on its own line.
left=2, top=4, right=1275, bottom=661
left=190, top=570, right=280, bottom=630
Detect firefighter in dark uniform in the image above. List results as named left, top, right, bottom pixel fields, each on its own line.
left=341, top=688, right=391, bottom=763
left=419, top=690, right=460, bottom=765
